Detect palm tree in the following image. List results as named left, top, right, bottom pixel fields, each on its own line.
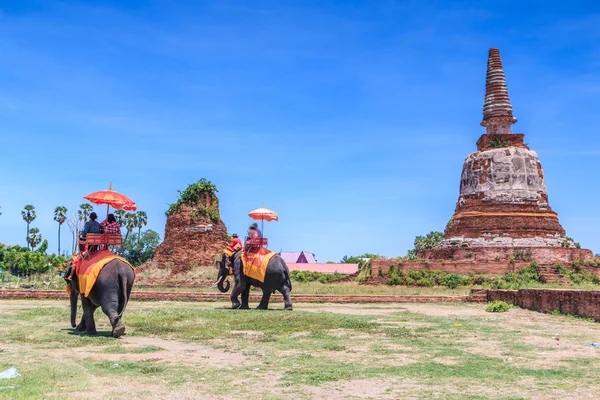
left=124, top=213, right=138, bottom=244
left=135, top=211, right=148, bottom=243
left=54, top=206, right=68, bottom=255
left=27, top=228, right=42, bottom=250
left=114, top=209, right=127, bottom=232
left=77, top=203, right=93, bottom=224
left=21, top=205, right=36, bottom=249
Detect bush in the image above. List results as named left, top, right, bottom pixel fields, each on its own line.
left=165, top=179, right=220, bottom=221
left=486, top=300, right=513, bottom=313
left=387, top=275, right=403, bottom=285
left=416, top=277, right=434, bottom=287
left=444, top=273, right=463, bottom=289
left=0, top=243, right=68, bottom=276
left=290, top=270, right=345, bottom=283
left=408, top=270, right=422, bottom=280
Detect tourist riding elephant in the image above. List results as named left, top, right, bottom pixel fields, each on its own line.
left=215, top=251, right=293, bottom=310
left=65, top=259, right=135, bottom=338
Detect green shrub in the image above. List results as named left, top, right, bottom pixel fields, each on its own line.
left=444, top=273, right=463, bottom=289
left=165, top=179, right=220, bottom=221
left=486, top=300, right=513, bottom=313
left=416, top=277, right=434, bottom=287
left=408, top=270, right=422, bottom=280
left=387, top=275, right=403, bottom=285
left=289, top=270, right=345, bottom=283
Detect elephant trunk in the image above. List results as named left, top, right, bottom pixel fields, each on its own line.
left=217, top=275, right=231, bottom=293
left=70, top=289, right=78, bottom=328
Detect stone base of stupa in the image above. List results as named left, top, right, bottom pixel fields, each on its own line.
left=420, top=236, right=594, bottom=265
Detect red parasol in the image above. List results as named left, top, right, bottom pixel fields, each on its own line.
left=83, top=182, right=137, bottom=216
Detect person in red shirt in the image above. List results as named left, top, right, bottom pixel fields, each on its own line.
left=227, top=233, right=243, bottom=253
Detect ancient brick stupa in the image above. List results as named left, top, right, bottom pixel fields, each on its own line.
left=153, top=180, right=228, bottom=272
left=421, top=48, right=593, bottom=265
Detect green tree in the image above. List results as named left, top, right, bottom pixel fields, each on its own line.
left=341, top=253, right=379, bottom=264
left=121, top=229, right=161, bottom=266
left=124, top=213, right=138, bottom=244
left=114, top=209, right=127, bottom=230
left=413, top=231, right=444, bottom=251
left=406, top=231, right=444, bottom=260
left=135, top=211, right=148, bottom=243
left=53, top=206, right=68, bottom=255
left=27, top=228, right=42, bottom=250
left=0, top=242, right=68, bottom=276
left=21, top=205, right=36, bottom=249
left=77, top=203, right=93, bottom=225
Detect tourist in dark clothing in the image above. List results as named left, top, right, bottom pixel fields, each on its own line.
left=81, top=212, right=103, bottom=237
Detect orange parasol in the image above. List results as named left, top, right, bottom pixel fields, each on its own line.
left=248, top=207, right=278, bottom=222
left=248, top=207, right=278, bottom=237
left=84, top=182, right=137, bottom=216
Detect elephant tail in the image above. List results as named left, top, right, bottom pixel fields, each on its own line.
left=285, top=267, right=292, bottom=292
left=117, top=272, right=129, bottom=318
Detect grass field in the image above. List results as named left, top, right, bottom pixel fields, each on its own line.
left=1, top=299, right=599, bottom=399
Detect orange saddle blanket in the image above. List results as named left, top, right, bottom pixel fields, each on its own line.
left=74, top=250, right=134, bottom=297
left=241, top=247, right=276, bottom=283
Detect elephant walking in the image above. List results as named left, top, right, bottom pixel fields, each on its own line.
left=65, top=259, right=135, bottom=338
left=215, top=251, right=293, bottom=310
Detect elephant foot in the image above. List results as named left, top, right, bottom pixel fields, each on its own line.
left=284, top=306, right=293, bottom=311
left=256, top=305, right=268, bottom=310
left=232, top=302, right=242, bottom=310
left=112, top=323, right=126, bottom=339
left=75, top=323, right=86, bottom=332
left=240, top=304, right=250, bottom=310
left=86, top=329, right=98, bottom=335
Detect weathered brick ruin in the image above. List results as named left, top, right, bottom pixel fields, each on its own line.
left=416, top=48, right=594, bottom=270
left=153, top=190, right=228, bottom=272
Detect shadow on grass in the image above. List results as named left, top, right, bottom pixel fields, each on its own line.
left=64, top=328, right=115, bottom=338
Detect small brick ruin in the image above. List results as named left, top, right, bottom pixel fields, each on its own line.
left=152, top=192, right=228, bottom=272
left=415, top=48, right=594, bottom=271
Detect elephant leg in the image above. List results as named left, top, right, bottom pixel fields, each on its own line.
left=280, top=285, right=293, bottom=311
left=230, top=282, right=245, bottom=309
left=76, top=314, right=86, bottom=332
left=101, top=297, right=125, bottom=338
left=257, top=289, right=272, bottom=310
left=240, top=286, right=251, bottom=309
left=80, top=296, right=98, bottom=335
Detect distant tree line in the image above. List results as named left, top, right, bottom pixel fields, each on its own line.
left=0, top=203, right=159, bottom=274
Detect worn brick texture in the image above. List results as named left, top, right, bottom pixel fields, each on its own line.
left=153, top=194, right=228, bottom=272
left=487, top=289, right=600, bottom=322
left=0, top=289, right=472, bottom=304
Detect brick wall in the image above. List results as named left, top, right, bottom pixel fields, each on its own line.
left=487, top=289, right=600, bottom=322
left=370, top=259, right=528, bottom=276
left=0, top=289, right=471, bottom=304
left=370, top=257, right=600, bottom=277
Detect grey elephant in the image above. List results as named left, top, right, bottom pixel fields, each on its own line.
left=215, top=251, right=293, bottom=310
left=65, top=258, right=135, bottom=338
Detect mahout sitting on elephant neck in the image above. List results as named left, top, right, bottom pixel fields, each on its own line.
left=215, top=250, right=293, bottom=310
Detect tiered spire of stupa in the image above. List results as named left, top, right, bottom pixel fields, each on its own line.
left=480, top=48, right=517, bottom=134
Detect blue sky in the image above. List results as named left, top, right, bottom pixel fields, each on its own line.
left=1, top=0, right=599, bottom=261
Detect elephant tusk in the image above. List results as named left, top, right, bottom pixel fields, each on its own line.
left=212, top=275, right=224, bottom=288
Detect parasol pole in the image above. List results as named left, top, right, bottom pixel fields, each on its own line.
left=106, top=181, right=113, bottom=219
